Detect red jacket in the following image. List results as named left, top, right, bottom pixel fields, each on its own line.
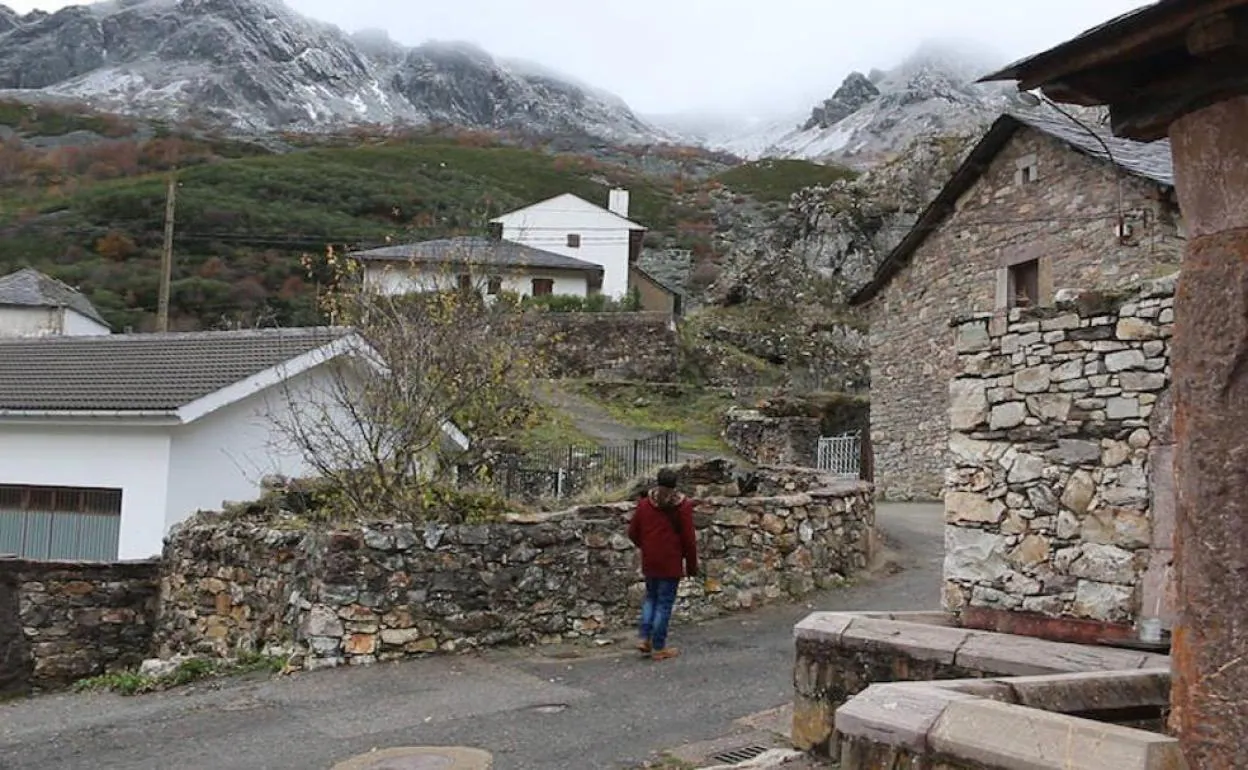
left=628, top=492, right=698, bottom=579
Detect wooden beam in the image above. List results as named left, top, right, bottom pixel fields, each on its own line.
left=1009, top=0, right=1248, bottom=91
left=1109, top=52, right=1248, bottom=140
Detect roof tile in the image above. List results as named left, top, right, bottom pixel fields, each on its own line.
left=0, top=327, right=350, bottom=413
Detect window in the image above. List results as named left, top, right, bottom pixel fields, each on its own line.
left=487, top=276, right=503, bottom=296
left=531, top=278, right=554, bottom=296
left=457, top=274, right=474, bottom=292
left=1008, top=259, right=1041, bottom=308
left=1015, top=154, right=1039, bottom=186
left=566, top=233, right=581, bottom=248
left=0, top=484, right=122, bottom=561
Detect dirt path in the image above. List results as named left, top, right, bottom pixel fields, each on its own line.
left=534, top=381, right=659, bottom=444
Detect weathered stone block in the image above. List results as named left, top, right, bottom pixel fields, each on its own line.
left=949, top=379, right=989, bottom=431
left=1067, top=544, right=1136, bottom=584
left=1013, top=365, right=1051, bottom=394
left=1072, top=580, right=1134, bottom=622
left=944, top=528, right=1009, bottom=583
left=1104, top=349, right=1145, bottom=372
left=989, top=402, right=1027, bottom=430
left=945, top=492, right=1005, bottom=525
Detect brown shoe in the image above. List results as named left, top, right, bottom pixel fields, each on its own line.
left=651, top=647, right=680, bottom=661
left=636, top=639, right=652, bottom=654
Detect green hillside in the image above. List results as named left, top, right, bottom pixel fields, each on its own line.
left=0, top=104, right=710, bottom=331
left=714, top=158, right=858, bottom=203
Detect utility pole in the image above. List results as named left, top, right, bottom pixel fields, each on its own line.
left=157, top=172, right=177, bottom=332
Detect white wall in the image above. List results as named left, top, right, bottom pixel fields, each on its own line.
left=166, top=365, right=340, bottom=533
left=493, top=200, right=634, bottom=299
left=0, top=306, right=59, bottom=337
left=0, top=306, right=110, bottom=337
left=0, top=423, right=171, bottom=559
left=364, top=263, right=589, bottom=298
left=62, top=309, right=111, bottom=336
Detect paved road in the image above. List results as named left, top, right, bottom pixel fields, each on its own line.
left=0, top=504, right=943, bottom=770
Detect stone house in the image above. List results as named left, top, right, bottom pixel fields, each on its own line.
left=849, top=109, right=1183, bottom=501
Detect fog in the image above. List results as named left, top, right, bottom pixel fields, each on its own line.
left=5, top=0, right=1150, bottom=116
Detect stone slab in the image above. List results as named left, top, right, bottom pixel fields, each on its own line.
left=1002, top=669, right=1170, bottom=713
left=792, top=612, right=855, bottom=644
left=929, top=698, right=1184, bottom=770
left=954, top=631, right=1151, bottom=677
left=838, top=617, right=971, bottom=665
left=833, top=682, right=970, bottom=753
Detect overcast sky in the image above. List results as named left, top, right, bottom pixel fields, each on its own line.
left=7, top=0, right=1148, bottom=116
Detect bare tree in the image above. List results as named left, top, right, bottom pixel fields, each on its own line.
left=266, top=243, right=545, bottom=517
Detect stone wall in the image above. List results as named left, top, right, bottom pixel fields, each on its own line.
left=522, top=311, right=679, bottom=382
left=722, top=408, right=823, bottom=468
left=158, top=473, right=875, bottom=670
left=722, top=395, right=871, bottom=468
left=0, top=557, right=161, bottom=693
left=865, top=125, right=1183, bottom=501
left=943, top=274, right=1176, bottom=630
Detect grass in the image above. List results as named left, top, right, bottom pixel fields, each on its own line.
left=569, top=380, right=737, bottom=455
left=72, top=653, right=288, bottom=697
left=714, top=158, right=858, bottom=203
left=517, top=402, right=598, bottom=454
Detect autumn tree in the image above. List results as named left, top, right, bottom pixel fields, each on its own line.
left=95, top=230, right=138, bottom=261
left=266, top=244, right=543, bottom=517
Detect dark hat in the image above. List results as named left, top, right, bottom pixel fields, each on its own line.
left=656, top=467, right=679, bottom=488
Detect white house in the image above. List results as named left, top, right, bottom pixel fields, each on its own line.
left=0, top=268, right=112, bottom=337
left=356, top=235, right=604, bottom=299
left=489, top=189, right=647, bottom=300
left=0, top=327, right=469, bottom=561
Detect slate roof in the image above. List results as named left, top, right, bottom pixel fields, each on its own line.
left=1012, top=109, right=1173, bottom=187
left=0, top=268, right=110, bottom=327
left=850, top=109, right=1175, bottom=306
left=0, top=327, right=351, bottom=413
left=353, top=236, right=603, bottom=273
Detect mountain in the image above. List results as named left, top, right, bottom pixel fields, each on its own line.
left=0, top=0, right=666, bottom=143
left=668, top=41, right=1027, bottom=169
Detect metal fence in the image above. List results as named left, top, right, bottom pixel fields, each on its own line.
left=817, top=431, right=862, bottom=478
left=467, top=431, right=680, bottom=501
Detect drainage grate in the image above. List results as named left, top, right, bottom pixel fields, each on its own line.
left=708, top=745, right=770, bottom=765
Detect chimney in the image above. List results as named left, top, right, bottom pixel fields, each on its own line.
left=608, top=188, right=630, bottom=219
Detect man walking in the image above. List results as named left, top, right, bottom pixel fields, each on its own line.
left=627, top=467, right=698, bottom=661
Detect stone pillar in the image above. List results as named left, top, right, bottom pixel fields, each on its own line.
left=1167, top=94, right=1248, bottom=769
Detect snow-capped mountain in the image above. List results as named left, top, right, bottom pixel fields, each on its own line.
left=662, top=41, right=1029, bottom=168
left=0, top=0, right=667, bottom=142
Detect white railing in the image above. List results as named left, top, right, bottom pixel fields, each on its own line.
left=817, top=432, right=861, bottom=478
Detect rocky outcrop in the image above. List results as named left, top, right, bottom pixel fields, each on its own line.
left=0, top=0, right=663, bottom=141
left=944, top=275, right=1177, bottom=627
left=801, top=72, right=879, bottom=131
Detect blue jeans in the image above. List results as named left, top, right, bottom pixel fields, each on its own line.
left=639, top=578, right=680, bottom=651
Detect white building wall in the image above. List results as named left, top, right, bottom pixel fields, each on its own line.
left=0, top=306, right=60, bottom=337
left=61, top=309, right=111, bottom=336
left=363, top=264, right=589, bottom=298
left=498, top=220, right=630, bottom=299
left=0, top=306, right=110, bottom=337
left=0, top=423, right=171, bottom=559
left=165, top=365, right=341, bottom=534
